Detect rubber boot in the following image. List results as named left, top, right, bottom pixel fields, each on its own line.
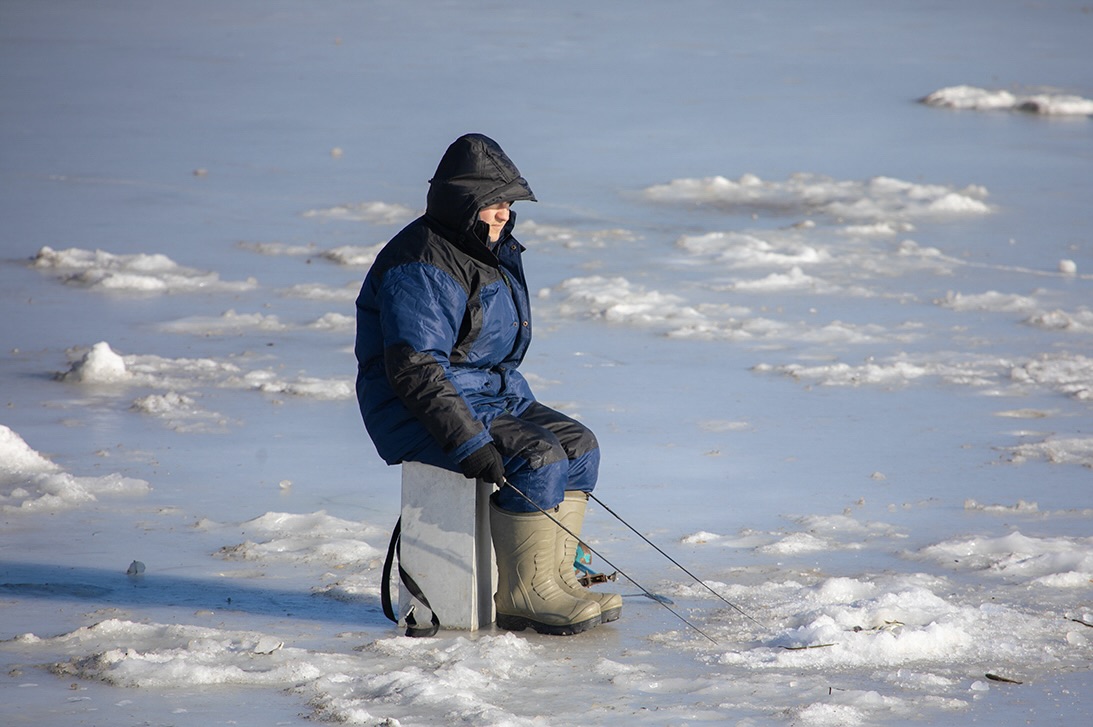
left=555, top=491, right=623, bottom=623
left=490, top=497, right=601, bottom=635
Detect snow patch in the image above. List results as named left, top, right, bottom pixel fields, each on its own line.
left=208, top=511, right=386, bottom=566
left=643, top=173, right=992, bottom=221
left=676, top=231, right=830, bottom=268
left=32, top=246, right=257, bottom=294
left=1008, top=436, right=1093, bottom=469
left=918, top=531, right=1093, bottom=580
left=58, top=342, right=353, bottom=403
left=301, top=200, right=417, bottom=225
left=519, top=219, right=639, bottom=249
left=756, top=352, right=1093, bottom=403
left=59, top=341, right=129, bottom=384
left=921, top=85, right=1093, bottom=116
left=0, top=425, right=149, bottom=512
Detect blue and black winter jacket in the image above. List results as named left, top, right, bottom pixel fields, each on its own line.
left=355, top=134, right=538, bottom=466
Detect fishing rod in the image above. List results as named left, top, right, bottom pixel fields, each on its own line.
left=501, top=480, right=720, bottom=646
left=589, top=493, right=765, bottom=629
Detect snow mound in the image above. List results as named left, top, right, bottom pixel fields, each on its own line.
left=1010, top=355, right=1093, bottom=401
left=918, top=531, right=1093, bottom=581
left=58, top=342, right=354, bottom=402
left=159, top=310, right=289, bottom=336
left=130, top=391, right=231, bottom=433
left=47, top=619, right=338, bottom=688
left=319, top=243, right=387, bottom=267
left=32, top=246, right=257, bottom=293
left=207, top=511, right=386, bottom=566
left=716, top=573, right=1073, bottom=672
left=683, top=513, right=901, bottom=556
left=1024, top=307, right=1093, bottom=334
left=556, top=275, right=703, bottom=327
left=1008, top=436, right=1093, bottom=469
left=552, top=275, right=906, bottom=345
left=519, top=219, right=638, bottom=249
left=280, top=281, right=361, bottom=301
left=677, top=231, right=830, bottom=268
left=921, top=85, right=1093, bottom=116
left=642, top=173, right=992, bottom=221
left=39, top=620, right=603, bottom=725
left=936, top=291, right=1040, bottom=314
left=0, top=425, right=150, bottom=513
left=302, top=200, right=417, bottom=224
left=160, top=310, right=354, bottom=336
left=59, top=341, right=129, bottom=384
left=239, top=239, right=388, bottom=268
left=756, top=352, right=1093, bottom=403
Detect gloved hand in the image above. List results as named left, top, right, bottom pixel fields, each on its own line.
left=458, top=443, right=505, bottom=484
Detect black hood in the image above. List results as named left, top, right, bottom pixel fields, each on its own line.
left=425, top=133, right=536, bottom=239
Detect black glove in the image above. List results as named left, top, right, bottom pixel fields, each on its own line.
left=458, top=443, right=505, bottom=484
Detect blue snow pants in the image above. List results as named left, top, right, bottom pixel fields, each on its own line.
left=408, top=401, right=599, bottom=513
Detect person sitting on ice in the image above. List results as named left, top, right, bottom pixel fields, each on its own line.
left=354, top=133, right=621, bottom=635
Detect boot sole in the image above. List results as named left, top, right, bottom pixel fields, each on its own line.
left=496, top=612, right=601, bottom=636
left=600, top=606, right=622, bottom=624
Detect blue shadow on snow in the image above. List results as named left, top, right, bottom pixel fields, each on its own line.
left=0, top=560, right=390, bottom=631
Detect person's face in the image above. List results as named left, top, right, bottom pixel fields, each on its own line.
left=478, top=201, right=512, bottom=242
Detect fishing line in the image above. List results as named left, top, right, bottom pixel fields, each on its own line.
left=500, top=480, right=719, bottom=645
left=589, top=493, right=765, bottom=628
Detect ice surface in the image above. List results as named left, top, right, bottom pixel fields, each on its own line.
left=2, top=2, right=1090, bottom=726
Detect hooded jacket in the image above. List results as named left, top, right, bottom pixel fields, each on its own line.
left=355, top=134, right=538, bottom=465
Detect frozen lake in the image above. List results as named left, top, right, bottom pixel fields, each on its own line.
left=2, top=2, right=1091, bottom=725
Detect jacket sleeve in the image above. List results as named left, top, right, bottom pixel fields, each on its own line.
left=378, top=262, right=491, bottom=462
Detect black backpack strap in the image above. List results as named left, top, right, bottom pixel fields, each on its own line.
left=380, top=518, right=401, bottom=623
left=381, top=516, right=440, bottom=638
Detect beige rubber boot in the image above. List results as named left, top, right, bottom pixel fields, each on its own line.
left=490, top=497, right=601, bottom=635
left=555, top=491, right=623, bottom=623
